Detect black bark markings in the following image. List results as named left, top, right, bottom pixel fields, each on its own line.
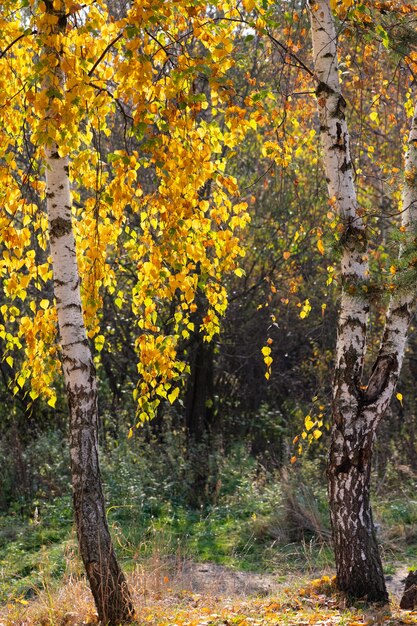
left=363, top=354, right=397, bottom=404
left=316, top=81, right=335, bottom=97
left=66, top=383, right=134, bottom=623
left=339, top=223, right=367, bottom=252
left=44, top=0, right=135, bottom=619
left=311, top=0, right=391, bottom=603
left=50, top=216, right=72, bottom=240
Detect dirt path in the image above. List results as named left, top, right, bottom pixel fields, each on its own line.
left=175, top=561, right=409, bottom=601
left=175, top=561, right=276, bottom=596
left=386, top=565, right=409, bottom=600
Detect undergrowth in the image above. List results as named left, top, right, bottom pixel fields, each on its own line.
left=1, top=434, right=416, bottom=615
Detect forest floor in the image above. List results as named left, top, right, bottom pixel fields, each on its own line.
left=1, top=558, right=416, bottom=626
left=1, top=458, right=417, bottom=625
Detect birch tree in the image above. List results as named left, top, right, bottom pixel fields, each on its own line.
left=40, top=0, right=134, bottom=622
left=308, top=0, right=417, bottom=601
left=1, top=0, right=254, bottom=618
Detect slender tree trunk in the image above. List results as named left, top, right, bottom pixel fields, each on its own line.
left=42, top=1, right=134, bottom=623
left=184, top=284, right=216, bottom=506
left=184, top=71, right=219, bottom=506
left=308, top=0, right=417, bottom=602
left=47, top=152, right=134, bottom=622
left=185, top=324, right=216, bottom=506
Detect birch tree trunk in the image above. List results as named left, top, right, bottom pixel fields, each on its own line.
left=42, top=1, right=134, bottom=622
left=308, top=0, right=417, bottom=602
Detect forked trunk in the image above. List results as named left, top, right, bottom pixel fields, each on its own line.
left=42, top=0, right=134, bottom=622
left=308, top=0, right=417, bottom=602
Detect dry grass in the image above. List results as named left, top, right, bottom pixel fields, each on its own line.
left=0, top=548, right=413, bottom=626
left=0, top=550, right=301, bottom=626
left=2, top=566, right=415, bottom=626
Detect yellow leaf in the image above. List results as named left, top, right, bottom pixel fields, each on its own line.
left=305, top=415, right=314, bottom=431
left=396, top=392, right=403, bottom=407
left=6, top=356, right=13, bottom=367
left=40, top=299, right=49, bottom=310
left=313, top=429, right=322, bottom=439
left=317, top=239, right=325, bottom=255
left=261, top=346, right=271, bottom=356
left=369, top=111, right=378, bottom=122
left=290, top=455, right=297, bottom=464
left=95, top=335, right=105, bottom=352
left=168, top=387, right=179, bottom=404
left=48, top=395, right=56, bottom=408
left=128, top=428, right=133, bottom=439
left=243, top=0, right=255, bottom=11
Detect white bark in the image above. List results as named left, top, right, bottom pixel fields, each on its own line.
left=46, top=153, right=86, bottom=355
left=42, top=1, right=134, bottom=622
left=308, top=0, right=369, bottom=423
left=309, top=2, right=417, bottom=429
left=41, top=0, right=98, bottom=489
left=364, top=101, right=417, bottom=424
left=308, top=0, right=417, bottom=602
left=46, top=150, right=97, bottom=458
left=309, top=0, right=359, bottom=224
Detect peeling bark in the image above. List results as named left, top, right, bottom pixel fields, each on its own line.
left=308, top=0, right=417, bottom=603
left=42, top=1, right=134, bottom=623
left=327, top=424, right=387, bottom=601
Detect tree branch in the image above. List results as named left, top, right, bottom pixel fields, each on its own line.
left=1, top=30, right=35, bottom=58
left=88, top=33, right=123, bottom=77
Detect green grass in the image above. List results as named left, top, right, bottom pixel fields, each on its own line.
left=1, top=446, right=417, bottom=607
left=0, top=502, right=73, bottom=602
left=0, top=465, right=329, bottom=603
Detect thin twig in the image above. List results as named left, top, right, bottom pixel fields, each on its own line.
left=266, top=30, right=315, bottom=79
left=88, top=33, right=123, bottom=77
left=0, top=30, right=35, bottom=58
